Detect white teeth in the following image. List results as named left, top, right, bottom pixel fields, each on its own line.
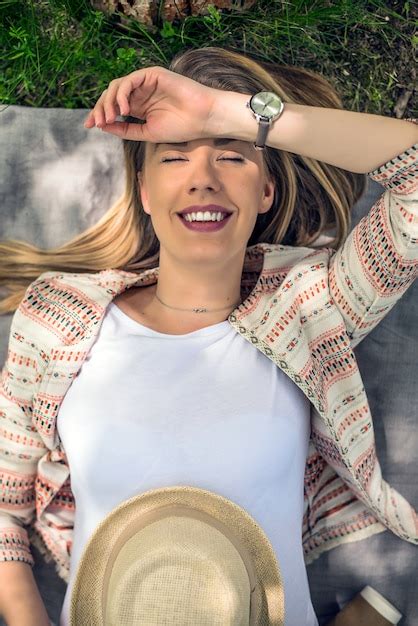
left=184, top=211, right=227, bottom=222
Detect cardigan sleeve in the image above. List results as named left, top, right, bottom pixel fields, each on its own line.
left=0, top=278, right=50, bottom=566
left=328, top=118, right=418, bottom=349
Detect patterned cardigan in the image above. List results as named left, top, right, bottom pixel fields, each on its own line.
left=1, top=131, right=417, bottom=585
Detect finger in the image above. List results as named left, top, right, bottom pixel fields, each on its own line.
left=84, top=85, right=119, bottom=130
left=86, top=88, right=109, bottom=128
left=84, top=68, right=154, bottom=130
left=102, top=79, right=125, bottom=124
left=114, top=77, right=142, bottom=117
left=84, top=107, right=101, bottom=127
left=115, top=72, right=157, bottom=120
left=100, top=120, right=148, bottom=141
left=88, top=81, right=123, bottom=128
left=83, top=112, right=94, bottom=128
left=115, top=83, right=132, bottom=117
left=83, top=94, right=126, bottom=130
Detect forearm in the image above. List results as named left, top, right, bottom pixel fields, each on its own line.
left=210, top=91, right=418, bottom=173
left=0, top=561, right=51, bottom=626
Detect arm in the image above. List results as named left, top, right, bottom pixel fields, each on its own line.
left=210, top=91, right=418, bottom=173
left=89, top=66, right=418, bottom=170
left=211, top=94, right=418, bottom=347
left=0, top=279, right=50, bottom=623
left=329, top=132, right=418, bottom=348
left=0, top=562, right=51, bottom=625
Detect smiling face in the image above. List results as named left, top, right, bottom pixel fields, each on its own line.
left=137, top=138, right=275, bottom=268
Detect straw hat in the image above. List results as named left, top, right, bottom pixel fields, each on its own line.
left=70, top=485, right=284, bottom=625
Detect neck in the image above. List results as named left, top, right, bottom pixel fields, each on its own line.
left=148, top=250, right=244, bottom=319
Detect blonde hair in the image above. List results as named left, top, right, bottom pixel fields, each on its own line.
left=0, top=46, right=367, bottom=314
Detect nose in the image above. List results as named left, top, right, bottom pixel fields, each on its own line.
left=187, top=159, right=222, bottom=193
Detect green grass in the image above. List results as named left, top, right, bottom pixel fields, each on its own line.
left=0, top=0, right=416, bottom=117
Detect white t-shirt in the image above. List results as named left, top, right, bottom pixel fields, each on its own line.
left=57, top=302, right=318, bottom=626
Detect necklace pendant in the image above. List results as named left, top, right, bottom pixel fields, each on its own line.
left=193, top=307, right=207, bottom=313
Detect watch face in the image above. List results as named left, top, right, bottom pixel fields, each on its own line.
left=250, top=91, right=283, bottom=118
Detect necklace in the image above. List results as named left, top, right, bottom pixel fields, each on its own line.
left=155, top=292, right=242, bottom=314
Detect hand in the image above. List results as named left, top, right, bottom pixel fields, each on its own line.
left=83, top=66, right=221, bottom=143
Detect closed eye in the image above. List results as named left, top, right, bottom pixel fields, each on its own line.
left=161, top=157, right=245, bottom=163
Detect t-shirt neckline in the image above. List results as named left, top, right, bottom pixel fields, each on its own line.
left=109, top=302, right=231, bottom=339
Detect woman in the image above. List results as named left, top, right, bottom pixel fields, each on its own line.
left=0, top=46, right=416, bottom=626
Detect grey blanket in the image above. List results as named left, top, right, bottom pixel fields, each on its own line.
left=0, top=105, right=416, bottom=625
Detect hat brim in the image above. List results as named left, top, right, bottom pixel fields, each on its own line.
left=70, top=485, right=284, bottom=625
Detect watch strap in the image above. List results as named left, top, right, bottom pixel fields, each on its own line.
left=254, top=119, right=270, bottom=151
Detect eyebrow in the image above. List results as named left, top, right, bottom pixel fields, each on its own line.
left=153, top=138, right=240, bottom=153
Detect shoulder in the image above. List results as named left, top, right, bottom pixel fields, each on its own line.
left=19, top=267, right=141, bottom=304
left=23, top=268, right=131, bottom=294
left=10, top=269, right=133, bottom=350
left=262, top=242, right=332, bottom=274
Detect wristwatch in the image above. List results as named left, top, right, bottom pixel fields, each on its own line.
left=246, top=91, right=285, bottom=150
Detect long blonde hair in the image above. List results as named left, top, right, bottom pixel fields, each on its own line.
left=0, top=46, right=367, bottom=314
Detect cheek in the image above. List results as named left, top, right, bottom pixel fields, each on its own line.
left=147, top=172, right=180, bottom=197
left=141, top=178, right=167, bottom=207
left=233, top=174, right=264, bottom=199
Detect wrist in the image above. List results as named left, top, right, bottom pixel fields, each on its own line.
left=206, top=90, right=304, bottom=153
left=205, top=91, right=258, bottom=142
